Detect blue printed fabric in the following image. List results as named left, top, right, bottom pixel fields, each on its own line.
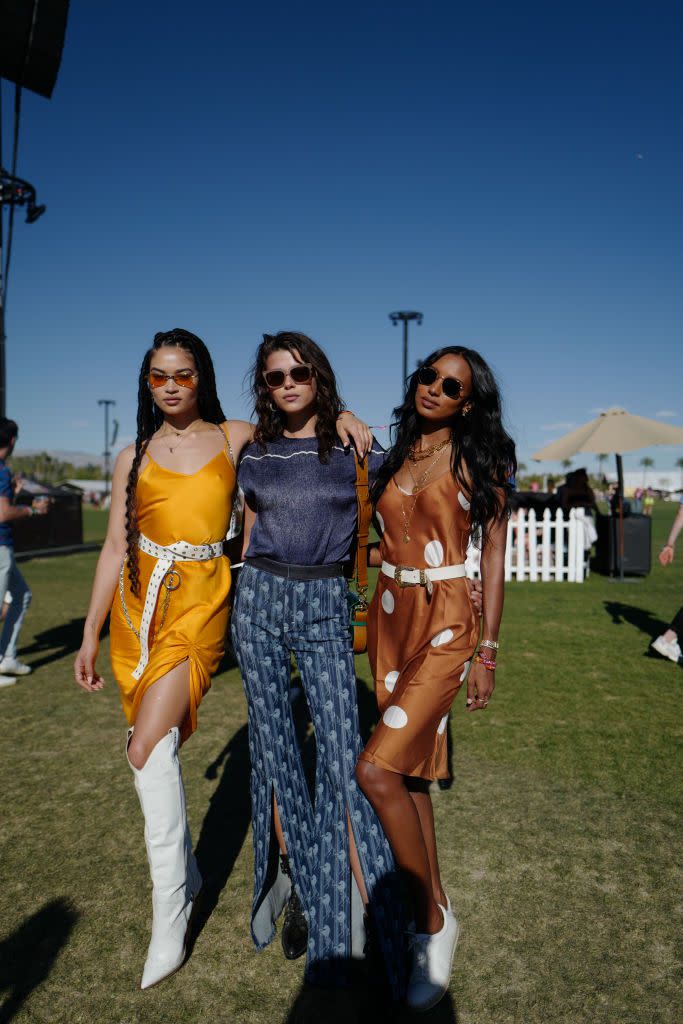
left=0, top=461, right=14, bottom=548
left=238, top=436, right=385, bottom=565
left=231, top=564, right=407, bottom=998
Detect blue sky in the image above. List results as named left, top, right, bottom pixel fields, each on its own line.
left=2, top=0, right=681, bottom=475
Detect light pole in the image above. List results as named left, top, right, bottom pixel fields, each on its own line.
left=98, top=399, right=118, bottom=500
left=389, top=310, right=423, bottom=390
left=0, top=168, right=46, bottom=417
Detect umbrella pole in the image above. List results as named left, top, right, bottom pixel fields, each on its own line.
left=617, top=453, right=625, bottom=581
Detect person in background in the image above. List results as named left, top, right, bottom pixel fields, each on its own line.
left=650, top=495, right=683, bottom=663
left=643, top=488, right=655, bottom=516
left=0, top=417, right=49, bottom=688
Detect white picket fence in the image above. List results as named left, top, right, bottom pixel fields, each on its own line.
left=466, top=508, right=591, bottom=583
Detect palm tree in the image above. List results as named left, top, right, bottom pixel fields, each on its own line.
left=640, top=456, right=654, bottom=486
left=596, top=453, right=608, bottom=476
left=517, top=462, right=528, bottom=479
left=561, top=458, right=572, bottom=474
left=676, top=456, right=683, bottom=490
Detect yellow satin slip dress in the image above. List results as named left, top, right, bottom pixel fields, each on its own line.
left=109, top=424, right=236, bottom=741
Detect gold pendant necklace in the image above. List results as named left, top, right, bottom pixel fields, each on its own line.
left=400, top=446, right=450, bottom=542
left=158, top=420, right=202, bottom=455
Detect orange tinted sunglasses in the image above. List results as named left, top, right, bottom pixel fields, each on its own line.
left=148, top=370, right=198, bottom=389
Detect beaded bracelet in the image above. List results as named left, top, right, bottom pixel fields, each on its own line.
left=474, top=654, right=497, bottom=671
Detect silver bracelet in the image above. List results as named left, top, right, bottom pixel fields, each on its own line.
left=480, top=639, right=499, bottom=650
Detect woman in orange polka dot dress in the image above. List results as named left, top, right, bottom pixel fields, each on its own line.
left=356, top=345, right=515, bottom=1012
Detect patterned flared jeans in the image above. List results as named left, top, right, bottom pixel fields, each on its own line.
left=231, top=564, right=406, bottom=997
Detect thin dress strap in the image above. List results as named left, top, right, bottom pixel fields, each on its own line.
left=219, top=422, right=236, bottom=469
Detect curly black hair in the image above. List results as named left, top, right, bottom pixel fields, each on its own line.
left=249, top=331, right=344, bottom=463
left=125, top=329, right=226, bottom=596
left=371, top=345, right=516, bottom=546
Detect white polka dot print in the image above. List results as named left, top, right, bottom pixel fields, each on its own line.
left=381, top=589, right=395, bottom=614
left=458, top=491, right=471, bottom=511
left=384, top=670, right=399, bottom=693
left=437, top=715, right=448, bottom=735
left=383, top=706, right=408, bottom=729
left=375, top=510, right=385, bottom=535
left=459, top=660, right=471, bottom=681
left=431, top=628, right=454, bottom=648
left=424, top=539, right=444, bottom=567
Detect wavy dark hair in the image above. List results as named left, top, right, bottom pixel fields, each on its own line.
left=250, top=331, right=344, bottom=463
left=125, top=329, right=226, bottom=596
left=371, top=346, right=516, bottom=546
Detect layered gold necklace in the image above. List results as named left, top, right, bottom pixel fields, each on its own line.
left=399, top=443, right=451, bottom=543
left=407, top=438, right=451, bottom=463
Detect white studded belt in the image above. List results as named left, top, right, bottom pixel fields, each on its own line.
left=124, top=534, right=224, bottom=680
left=381, top=560, right=466, bottom=597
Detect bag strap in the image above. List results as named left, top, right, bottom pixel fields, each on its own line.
left=352, top=451, right=371, bottom=608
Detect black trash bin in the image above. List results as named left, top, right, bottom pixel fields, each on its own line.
left=595, top=513, right=651, bottom=576
left=11, top=482, right=83, bottom=555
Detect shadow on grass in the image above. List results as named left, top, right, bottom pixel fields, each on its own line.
left=187, top=723, right=253, bottom=951
left=603, top=601, right=674, bottom=645
left=283, top=961, right=457, bottom=1024
left=0, top=898, right=78, bottom=1023
left=19, top=617, right=110, bottom=671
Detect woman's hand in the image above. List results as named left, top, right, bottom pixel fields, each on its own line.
left=467, top=577, right=483, bottom=615
left=74, top=638, right=105, bottom=692
left=658, top=544, right=674, bottom=567
left=466, top=659, right=495, bottom=712
left=336, top=412, right=372, bottom=458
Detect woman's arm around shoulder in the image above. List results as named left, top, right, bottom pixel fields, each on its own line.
left=223, top=420, right=256, bottom=466
left=73, top=446, right=135, bottom=693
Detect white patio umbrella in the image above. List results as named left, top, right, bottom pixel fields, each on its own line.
left=532, top=408, right=683, bottom=578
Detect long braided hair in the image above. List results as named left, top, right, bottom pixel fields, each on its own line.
left=124, top=329, right=226, bottom=596
left=249, top=331, right=344, bottom=463
left=371, top=346, right=516, bottom=547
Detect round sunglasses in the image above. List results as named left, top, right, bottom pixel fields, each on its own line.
left=262, top=363, right=314, bottom=389
left=417, top=365, right=464, bottom=400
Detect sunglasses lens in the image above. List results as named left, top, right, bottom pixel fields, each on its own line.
left=174, top=374, right=196, bottom=389
left=148, top=373, right=167, bottom=389
left=418, top=367, right=438, bottom=386
left=289, top=365, right=312, bottom=384
left=442, top=379, right=462, bottom=399
left=264, top=370, right=286, bottom=388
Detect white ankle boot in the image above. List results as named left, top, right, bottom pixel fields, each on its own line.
left=127, top=727, right=202, bottom=989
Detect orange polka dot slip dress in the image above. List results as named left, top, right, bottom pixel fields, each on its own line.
left=360, top=470, right=479, bottom=781
left=109, top=425, right=235, bottom=742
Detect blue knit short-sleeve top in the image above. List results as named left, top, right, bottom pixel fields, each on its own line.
left=238, top=435, right=385, bottom=565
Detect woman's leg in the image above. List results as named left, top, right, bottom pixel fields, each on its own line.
left=406, top=779, right=447, bottom=909
left=355, top=761, right=442, bottom=935
left=296, top=636, right=407, bottom=999
left=126, top=661, right=200, bottom=990
left=231, top=567, right=317, bottom=952
left=127, top=659, right=191, bottom=769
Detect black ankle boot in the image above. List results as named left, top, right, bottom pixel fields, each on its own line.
left=280, top=854, right=308, bottom=960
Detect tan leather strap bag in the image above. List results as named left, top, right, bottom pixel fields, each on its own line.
left=349, top=452, right=372, bottom=654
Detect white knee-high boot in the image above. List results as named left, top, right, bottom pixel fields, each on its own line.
left=127, top=727, right=202, bottom=989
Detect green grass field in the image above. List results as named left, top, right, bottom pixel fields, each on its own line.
left=1, top=505, right=681, bottom=1023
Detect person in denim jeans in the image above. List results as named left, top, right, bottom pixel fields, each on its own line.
left=0, top=418, right=49, bottom=687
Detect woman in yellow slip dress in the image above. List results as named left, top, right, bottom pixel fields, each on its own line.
left=356, top=346, right=515, bottom=1011
left=73, top=328, right=368, bottom=990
